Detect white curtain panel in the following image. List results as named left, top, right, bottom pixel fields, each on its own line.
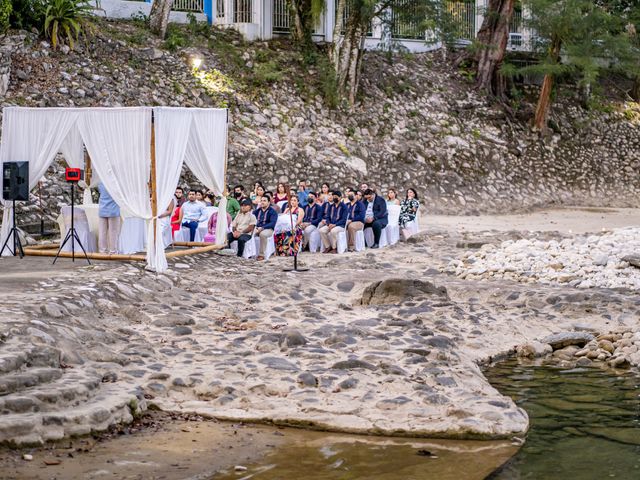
left=77, top=107, right=153, bottom=259
left=0, top=107, right=80, bottom=255
left=183, top=108, right=228, bottom=245
left=58, top=124, right=96, bottom=205
left=150, top=107, right=193, bottom=272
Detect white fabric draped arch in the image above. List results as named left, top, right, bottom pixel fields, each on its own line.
left=0, top=106, right=229, bottom=272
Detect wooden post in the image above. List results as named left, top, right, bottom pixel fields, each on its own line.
left=150, top=118, right=158, bottom=247
left=84, top=150, right=92, bottom=186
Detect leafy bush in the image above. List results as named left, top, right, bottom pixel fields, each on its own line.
left=0, top=0, right=12, bottom=33
left=250, top=60, right=283, bottom=86
left=44, top=0, right=92, bottom=50
left=163, top=24, right=189, bottom=51
left=9, top=0, right=46, bottom=31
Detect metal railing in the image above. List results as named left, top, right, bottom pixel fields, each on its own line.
left=217, top=0, right=225, bottom=18
left=172, top=0, right=204, bottom=12
left=390, top=0, right=424, bottom=40
left=445, top=0, right=475, bottom=41
left=234, top=0, right=253, bottom=23
left=273, top=0, right=291, bottom=33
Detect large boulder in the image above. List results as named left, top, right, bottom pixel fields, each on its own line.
left=360, top=279, right=448, bottom=306
left=541, top=332, right=596, bottom=350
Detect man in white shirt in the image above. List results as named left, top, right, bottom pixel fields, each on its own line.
left=179, top=190, right=206, bottom=242
left=227, top=200, right=257, bottom=257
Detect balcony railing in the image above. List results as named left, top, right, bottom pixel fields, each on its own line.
left=173, top=0, right=204, bottom=12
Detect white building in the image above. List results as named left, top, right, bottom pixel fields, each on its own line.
left=100, top=0, right=532, bottom=53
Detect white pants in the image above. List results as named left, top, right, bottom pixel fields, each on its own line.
left=99, top=216, right=121, bottom=254
left=303, top=224, right=317, bottom=247
left=258, top=229, right=274, bottom=257
left=319, top=225, right=345, bottom=250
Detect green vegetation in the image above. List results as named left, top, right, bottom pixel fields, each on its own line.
left=0, top=0, right=12, bottom=33
left=9, top=0, right=46, bottom=31
left=44, top=0, right=92, bottom=50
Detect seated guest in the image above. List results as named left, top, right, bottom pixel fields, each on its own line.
left=319, top=183, right=332, bottom=203
left=233, top=184, right=246, bottom=199
left=158, top=198, right=174, bottom=219
left=274, top=183, right=288, bottom=205
left=275, top=196, right=305, bottom=256
left=343, top=187, right=353, bottom=204
left=346, top=190, right=365, bottom=252
left=227, top=191, right=241, bottom=219
left=227, top=200, right=257, bottom=257
left=204, top=193, right=215, bottom=206
left=174, top=186, right=186, bottom=207
left=301, top=192, right=322, bottom=248
left=204, top=209, right=232, bottom=243
left=360, top=183, right=369, bottom=193
left=179, top=190, right=206, bottom=242
left=400, top=188, right=420, bottom=240
left=170, top=203, right=181, bottom=238
left=98, top=182, right=121, bottom=254
left=297, top=181, right=311, bottom=208
left=266, top=191, right=281, bottom=213
left=356, top=190, right=364, bottom=202
left=363, top=188, right=388, bottom=249
left=195, top=190, right=205, bottom=204
left=252, top=185, right=265, bottom=207
left=318, top=190, right=348, bottom=253
left=253, top=196, right=278, bottom=261
left=387, top=188, right=400, bottom=206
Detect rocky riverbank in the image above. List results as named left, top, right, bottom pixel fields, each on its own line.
left=1, top=209, right=639, bottom=447
left=0, top=19, right=639, bottom=228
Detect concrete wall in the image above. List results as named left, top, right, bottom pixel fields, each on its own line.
left=91, top=0, right=207, bottom=24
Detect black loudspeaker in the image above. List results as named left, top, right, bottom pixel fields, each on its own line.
left=2, top=162, right=29, bottom=201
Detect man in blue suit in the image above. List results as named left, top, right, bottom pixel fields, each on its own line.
left=253, top=196, right=278, bottom=260
left=318, top=190, right=348, bottom=253
left=363, top=188, right=388, bottom=248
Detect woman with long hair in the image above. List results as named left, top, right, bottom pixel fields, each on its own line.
left=275, top=195, right=305, bottom=256
left=274, top=183, right=288, bottom=204
left=252, top=185, right=265, bottom=207
left=319, top=183, right=332, bottom=203
left=400, top=188, right=420, bottom=240
left=387, top=188, right=400, bottom=206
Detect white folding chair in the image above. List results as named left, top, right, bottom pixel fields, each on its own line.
left=159, top=217, right=173, bottom=248
left=406, top=215, right=420, bottom=236
left=337, top=231, right=348, bottom=254
left=231, top=234, right=257, bottom=259
left=386, top=205, right=401, bottom=245
left=197, top=206, right=217, bottom=242
left=309, top=229, right=322, bottom=253
left=355, top=230, right=365, bottom=252
left=253, top=234, right=275, bottom=260
left=364, top=226, right=388, bottom=248
left=61, top=206, right=97, bottom=253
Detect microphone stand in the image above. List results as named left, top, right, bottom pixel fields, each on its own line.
left=283, top=184, right=308, bottom=272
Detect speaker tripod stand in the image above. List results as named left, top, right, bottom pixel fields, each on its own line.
left=53, top=182, right=90, bottom=265
left=0, top=200, right=24, bottom=258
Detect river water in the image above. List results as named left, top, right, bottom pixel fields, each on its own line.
left=485, top=359, right=640, bottom=479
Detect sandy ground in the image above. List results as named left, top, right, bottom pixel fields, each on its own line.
left=428, top=207, right=640, bottom=234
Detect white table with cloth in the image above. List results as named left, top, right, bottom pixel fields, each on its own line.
left=57, top=206, right=148, bottom=254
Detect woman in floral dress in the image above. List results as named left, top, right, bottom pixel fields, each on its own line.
left=399, top=188, right=420, bottom=239
left=275, top=196, right=305, bottom=256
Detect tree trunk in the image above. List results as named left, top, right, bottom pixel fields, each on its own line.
left=150, top=0, right=173, bottom=39
left=330, top=1, right=367, bottom=105
left=533, top=36, right=562, bottom=132
left=632, top=75, right=640, bottom=102
left=475, top=0, right=514, bottom=98
left=291, top=0, right=313, bottom=46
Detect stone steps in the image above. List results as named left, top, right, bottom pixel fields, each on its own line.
left=0, top=346, right=60, bottom=375
left=0, top=367, right=63, bottom=396
left=0, top=371, right=102, bottom=414
left=0, top=384, right=143, bottom=446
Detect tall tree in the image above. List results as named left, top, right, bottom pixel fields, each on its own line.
left=512, top=0, right=632, bottom=131
left=474, top=0, right=515, bottom=99
left=150, top=0, right=173, bottom=39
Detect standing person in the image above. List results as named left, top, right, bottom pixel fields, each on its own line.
left=297, top=181, right=311, bottom=208
left=345, top=189, right=365, bottom=252
left=318, top=190, right=347, bottom=253
left=275, top=196, right=305, bottom=256
left=301, top=192, right=322, bottom=248
left=363, top=189, right=388, bottom=249
left=98, top=182, right=121, bottom=254
left=400, top=188, right=420, bottom=240
left=179, top=190, right=206, bottom=242
left=387, top=189, right=400, bottom=206
left=227, top=200, right=257, bottom=257
left=253, top=196, right=277, bottom=261
left=174, top=186, right=186, bottom=207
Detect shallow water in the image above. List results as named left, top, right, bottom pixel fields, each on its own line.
left=485, top=359, right=640, bottom=479
left=212, top=433, right=518, bottom=480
